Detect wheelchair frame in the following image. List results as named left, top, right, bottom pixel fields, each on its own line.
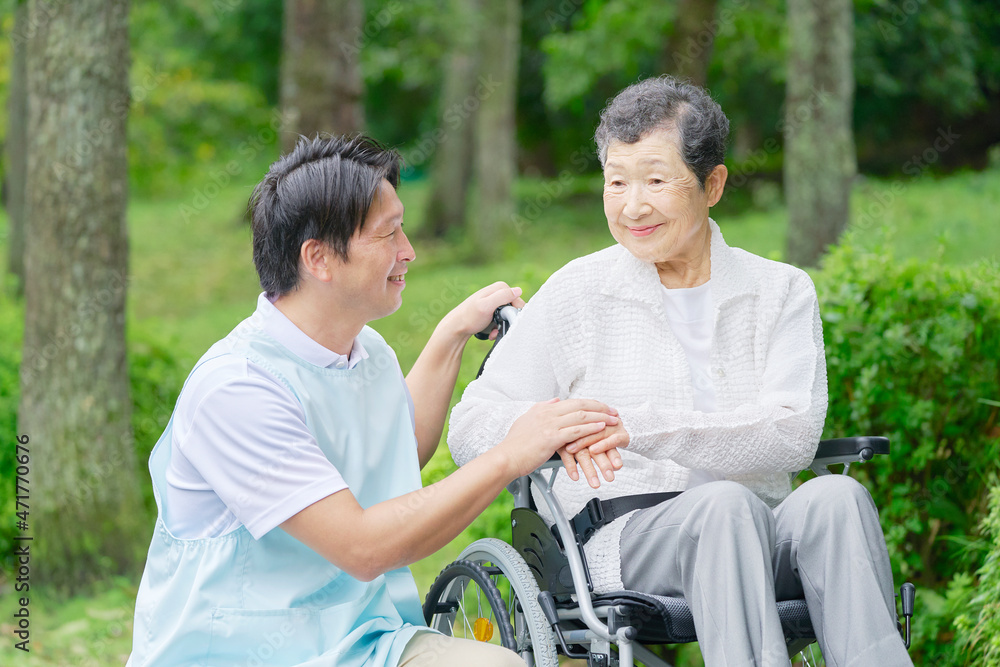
left=425, top=441, right=914, bottom=666
left=423, top=307, right=915, bottom=666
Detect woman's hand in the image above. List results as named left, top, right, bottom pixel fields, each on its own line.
left=499, top=399, right=620, bottom=479
left=438, top=281, right=526, bottom=342
left=558, top=422, right=630, bottom=488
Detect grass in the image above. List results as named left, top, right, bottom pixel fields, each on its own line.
left=1, top=159, right=998, bottom=664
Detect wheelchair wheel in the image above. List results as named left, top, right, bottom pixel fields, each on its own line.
left=424, top=538, right=558, bottom=667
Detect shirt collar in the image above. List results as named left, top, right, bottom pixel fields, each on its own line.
left=599, top=218, right=753, bottom=310
left=252, top=293, right=369, bottom=370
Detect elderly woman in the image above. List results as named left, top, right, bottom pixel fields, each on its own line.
left=448, top=77, right=911, bottom=667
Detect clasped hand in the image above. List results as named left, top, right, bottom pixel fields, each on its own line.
left=559, top=421, right=629, bottom=489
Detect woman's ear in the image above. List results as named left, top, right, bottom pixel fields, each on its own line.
left=706, top=164, right=728, bottom=207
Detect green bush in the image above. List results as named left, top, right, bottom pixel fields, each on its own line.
left=955, top=474, right=1000, bottom=665
left=816, top=233, right=1000, bottom=660
left=0, top=295, right=187, bottom=570
left=0, top=291, right=24, bottom=571
left=128, top=330, right=188, bottom=515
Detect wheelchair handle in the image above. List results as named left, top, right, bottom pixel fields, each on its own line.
left=474, top=304, right=521, bottom=340
left=900, top=582, right=915, bottom=649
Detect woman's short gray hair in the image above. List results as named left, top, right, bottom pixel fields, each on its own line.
left=595, top=76, right=729, bottom=189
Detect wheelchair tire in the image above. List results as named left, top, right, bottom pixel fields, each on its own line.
left=424, top=559, right=517, bottom=647
left=457, top=538, right=559, bottom=667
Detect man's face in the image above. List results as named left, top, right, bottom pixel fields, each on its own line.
left=331, top=179, right=414, bottom=322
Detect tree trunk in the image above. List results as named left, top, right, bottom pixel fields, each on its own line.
left=661, top=0, right=718, bottom=86
left=472, top=0, right=520, bottom=256
left=280, top=0, right=364, bottom=153
left=421, top=0, right=479, bottom=239
left=5, top=0, right=28, bottom=296
left=20, top=0, right=144, bottom=593
left=783, top=0, right=856, bottom=267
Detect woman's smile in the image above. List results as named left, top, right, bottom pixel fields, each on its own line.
left=628, top=224, right=663, bottom=237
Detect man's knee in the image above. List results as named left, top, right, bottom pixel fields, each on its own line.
left=469, top=642, right=525, bottom=667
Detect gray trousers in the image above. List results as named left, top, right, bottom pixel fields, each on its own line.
left=619, top=476, right=913, bottom=667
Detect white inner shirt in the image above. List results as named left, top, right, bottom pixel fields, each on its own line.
left=661, top=280, right=717, bottom=413
left=162, top=293, right=414, bottom=540
left=660, top=280, right=722, bottom=488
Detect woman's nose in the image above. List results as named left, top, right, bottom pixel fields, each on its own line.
left=622, top=186, right=651, bottom=219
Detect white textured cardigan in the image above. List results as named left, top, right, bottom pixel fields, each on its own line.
left=448, top=220, right=829, bottom=592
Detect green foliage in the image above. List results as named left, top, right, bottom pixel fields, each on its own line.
left=128, top=332, right=188, bottom=515
left=816, top=234, right=1000, bottom=660
left=127, top=0, right=280, bottom=196
left=0, top=577, right=136, bottom=665
left=0, top=288, right=23, bottom=571
left=855, top=0, right=983, bottom=115
left=955, top=476, right=1000, bottom=665
left=540, top=0, right=670, bottom=110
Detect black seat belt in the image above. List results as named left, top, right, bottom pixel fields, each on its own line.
left=570, top=492, right=682, bottom=546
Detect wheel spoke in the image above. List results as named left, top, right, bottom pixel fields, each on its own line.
left=457, top=597, right=474, bottom=640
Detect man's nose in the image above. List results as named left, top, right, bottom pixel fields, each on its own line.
left=399, top=229, right=416, bottom=263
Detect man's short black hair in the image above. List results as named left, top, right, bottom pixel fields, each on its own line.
left=247, top=134, right=401, bottom=298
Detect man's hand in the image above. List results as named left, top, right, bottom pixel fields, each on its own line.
left=438, top=281, right=526, bottom=342
left=558, top=422, right=630, bottom=488
left=499, top=398, right=621, bottom=479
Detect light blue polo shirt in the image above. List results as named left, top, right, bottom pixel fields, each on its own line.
left=128, top=299, right=428, bottom=666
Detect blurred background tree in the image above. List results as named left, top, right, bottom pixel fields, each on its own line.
left=784, top=0, right=856, bottom=266
left=280, top=0, right=365, bottom=151
left=18, top=0, right=144, bottom=594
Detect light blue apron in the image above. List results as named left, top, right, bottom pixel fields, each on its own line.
left=128, top=320, right=428, bottom=666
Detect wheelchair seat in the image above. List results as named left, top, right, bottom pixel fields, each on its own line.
left=424, top=440, right=913, bottom=667
left=581, top=592, right=813, bottom=645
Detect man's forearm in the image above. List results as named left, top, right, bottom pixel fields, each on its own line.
left=283, top=444, right=516, bottom=581
left=406, top=321, right=468, bottom=467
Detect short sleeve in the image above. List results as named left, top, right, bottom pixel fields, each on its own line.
left=170, top=358, right=349, bottom=539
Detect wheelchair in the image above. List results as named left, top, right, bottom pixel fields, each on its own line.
left=422, top=307, right=916, bottom=667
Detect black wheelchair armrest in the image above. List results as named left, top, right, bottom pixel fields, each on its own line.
left=809, top=436, right=889, bottom=476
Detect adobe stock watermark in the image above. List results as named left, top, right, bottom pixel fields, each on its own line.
left=665, top=0, right=749, bottom=75
left=727, top=85, right=836, bottom=190
left=51, top=65, right=169, bottom=183
left=178, top=109, right=293, bottom=224
left=854, top=126, right=960, bottom=232
left=399, top=75, right=503, bottom=174
left=398, top=276, right=474, bottom=341
left=20, top=269, right=129, bottom=386
left=510, top=148, right=598, bottom=235
left=8, top=0, right=71, bottom=47
left=340, top=0, right=404, bottom=57
left=875, top=0, right=929, bottom=39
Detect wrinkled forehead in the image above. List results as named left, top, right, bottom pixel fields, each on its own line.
left=603, top=127, right=685, bottom=170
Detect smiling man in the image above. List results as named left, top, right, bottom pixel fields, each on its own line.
left=126, top=135, right=623, bottom=667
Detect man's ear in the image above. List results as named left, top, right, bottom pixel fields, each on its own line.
left=705, top=164, right=728, bottom=207
left=299, top=239, right=335, bottom=283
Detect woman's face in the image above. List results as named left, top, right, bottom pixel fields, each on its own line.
left=602, top=128, right=725, bottom=266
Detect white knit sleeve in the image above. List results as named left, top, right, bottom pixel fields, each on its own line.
left=448, top=283, right=566, bottom=467
left=617, top=273, right=828, bottom=474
